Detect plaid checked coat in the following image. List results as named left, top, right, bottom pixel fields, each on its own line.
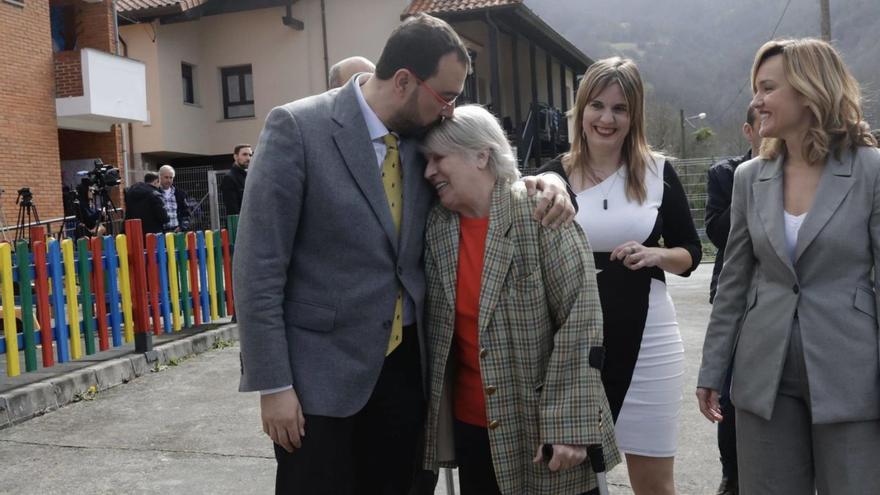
left=422, top=180, right=620, bottom=494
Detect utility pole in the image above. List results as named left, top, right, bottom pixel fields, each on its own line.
left=820, top=0, right=831, bottom=41
left=679, top=109, right=686, bottom=159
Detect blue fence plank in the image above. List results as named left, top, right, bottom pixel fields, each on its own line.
left=196, top=232, right=210, bottom=323
left=157, top=235, right=172, bottom=334
left=47, top=240, right=70, bottom=363
left=103, top=236, right=123, bottom=348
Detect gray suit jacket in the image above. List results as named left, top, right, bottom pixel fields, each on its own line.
left=698, top=145, right=880, bottom=424
left=233, top=78, right=433, bottom=417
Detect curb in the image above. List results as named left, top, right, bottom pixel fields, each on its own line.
left=0, top=324, right=239, bottom=430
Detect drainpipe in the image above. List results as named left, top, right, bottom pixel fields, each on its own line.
left=112, top=0, right=120, bottom=55
left=485, top=11, right=502, bottom=117
left=111, top=0, right=132, bottom=188
left=321, top=0, right=329, bottom=90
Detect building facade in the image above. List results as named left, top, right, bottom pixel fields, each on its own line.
left=1, top=0, right=147, bottom=236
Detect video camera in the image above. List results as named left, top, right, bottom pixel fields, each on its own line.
left=78, top=159, right=122, bottom=191
left=16, top=187, right=33, bottom=206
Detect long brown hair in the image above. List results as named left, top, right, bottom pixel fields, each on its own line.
left=564, top=57, right=653, bottom=203
left=752, top=38, right=876, bottom=164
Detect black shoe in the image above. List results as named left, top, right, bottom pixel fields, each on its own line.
left=716, top=476, right=738, bottom=495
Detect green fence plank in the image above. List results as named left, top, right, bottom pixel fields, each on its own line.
left=77, top=238, right=96, bottom=355
left=175, top=233, right=192, bottom=328
left=15, top=241, right=38, bottom=372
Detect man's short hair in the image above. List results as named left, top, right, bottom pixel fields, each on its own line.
left=746, top=105, right=759, bottom=127
left=159, top=164, right=175, bottom=176
left=374, top=13, right=469, bottom=81
left=234, top=144, right=252, bottom=155
left=144, top=172, right=159, bottom=183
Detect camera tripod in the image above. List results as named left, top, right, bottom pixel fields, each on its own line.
left=92, top=186, right=121, bottom=237
left=14, top=188, right=40, bottom=243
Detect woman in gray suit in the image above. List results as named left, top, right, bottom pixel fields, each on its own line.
left=697, top=38, right=880, bottom=493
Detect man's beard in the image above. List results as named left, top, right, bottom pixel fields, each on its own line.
left=387, top=92, right=441, bottom=139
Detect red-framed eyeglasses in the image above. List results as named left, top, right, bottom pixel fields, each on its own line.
left=406, top=68, right=458, bottom=113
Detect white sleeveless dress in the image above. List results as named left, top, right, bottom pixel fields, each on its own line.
left=574, top=158, right=685, bottom=457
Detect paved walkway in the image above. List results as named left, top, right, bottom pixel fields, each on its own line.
left=0, top=265, right=720, bottom=494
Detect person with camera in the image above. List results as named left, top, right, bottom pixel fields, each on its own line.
left=124, top=172, right=169, bottom=235
left=158, top=164, right=191, bottom=232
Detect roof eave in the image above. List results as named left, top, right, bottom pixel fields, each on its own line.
left=401, top=3, right=517, bottom=21
left=511, top=4, right=591, bottom=70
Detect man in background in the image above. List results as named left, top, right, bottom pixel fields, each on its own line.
left=158, top=164, right=191, bottom=232
left=124, top=172, right=168, bottom=235
left=704, top=104, right=762, bottom=495
left=328, top=56, right=375, bottom=89
left=220, top=144, right=252, bottom=216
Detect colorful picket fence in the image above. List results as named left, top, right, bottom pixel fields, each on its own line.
left=0, top=219, right=237, bottom=378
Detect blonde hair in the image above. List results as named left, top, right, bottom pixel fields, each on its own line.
left=751, top=38, right=876, bottom=163
left=564, top=57, right=653, bottom=204
left=422, top=104, right=520, bottom=183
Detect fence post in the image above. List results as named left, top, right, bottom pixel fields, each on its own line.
left=196, top=231, right=210, bottom=323
left=125, top=219, right=152, bottom=353
left=0, top=243, right=20, bottom=376
left=61, top=239, right=82, bottom=360
left=15, top=241, right=38, bottom=371
left=186, top=232, right=202, bottom=326
left=205, top=230, right=219, bottom=321
left=32, top=240, right=53, bottom=366
left=76, top=238, right=96, bottom=356
left=115, top=234, right=134, bottom=343
left=175, top=233, right=192, bottom=328
left=48, top=239, right=71, bottom=362
left=213, top=230, right=226, bottom=318
left=156, top=235, right=172, bottom=333
left=221, top=229, right=234, bottom=316
left=145, top=234, right=162, bottom=336
left=90, top=237, right=109, bottom=351
left=104, top=236, right=124, bottom=347
left=165, top=233, right=182, bottom=331
left=226, top=215, right=239, bottom=248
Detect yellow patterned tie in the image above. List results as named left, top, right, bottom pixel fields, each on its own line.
left=382, top=133, right=404, bottom=355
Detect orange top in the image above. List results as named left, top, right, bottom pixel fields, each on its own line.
left=453, top=216, right=490, bottom=427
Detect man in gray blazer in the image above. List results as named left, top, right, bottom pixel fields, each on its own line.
left=235, top=14, right=574, bottom=494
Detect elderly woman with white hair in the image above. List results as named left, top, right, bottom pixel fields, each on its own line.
left=420, top=105, right=619, bottom=494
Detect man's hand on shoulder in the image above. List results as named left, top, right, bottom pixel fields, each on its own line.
left=261, top=388, right=306, bottom=453
left=523, top=173, right=576, bottom=229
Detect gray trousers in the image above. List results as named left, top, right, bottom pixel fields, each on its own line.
left=736, top=318, right=880, bottom=494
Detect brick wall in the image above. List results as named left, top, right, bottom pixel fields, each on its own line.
left=75, top=0, right=117, bottom=53
left=53, top=0, right=126, bottom=208
left=58, top=127, right=124, bottom=169
left=0, top=0, right=64, bottom=224
left=54, top=50, right=83, bottom=97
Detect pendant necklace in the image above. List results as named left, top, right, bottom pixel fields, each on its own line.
left=589, top=166, right=620, bottom=210
left=595, top=168, right=621, bottom=210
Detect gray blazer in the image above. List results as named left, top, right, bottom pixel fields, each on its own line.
left=233, top=78, right=433, bottom=417
left=698, top=146, right=880, bottom=424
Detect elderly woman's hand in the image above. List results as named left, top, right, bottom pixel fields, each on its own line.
left=522, top=173, right=575, bottom=228
left=532, top=444, right=587, bottom=472
left=696, top=387, right=724, bottom=423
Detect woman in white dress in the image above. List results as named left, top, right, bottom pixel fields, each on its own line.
left=540, top=57, right=701, bottom=494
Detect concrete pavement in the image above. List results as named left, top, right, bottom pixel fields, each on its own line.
left=0, top=264, right=721, bottom=494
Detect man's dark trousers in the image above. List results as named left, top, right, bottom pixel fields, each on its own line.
left=273, top=325, right=425, bottom=494
left=719, top=366, right=737, bottom=482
